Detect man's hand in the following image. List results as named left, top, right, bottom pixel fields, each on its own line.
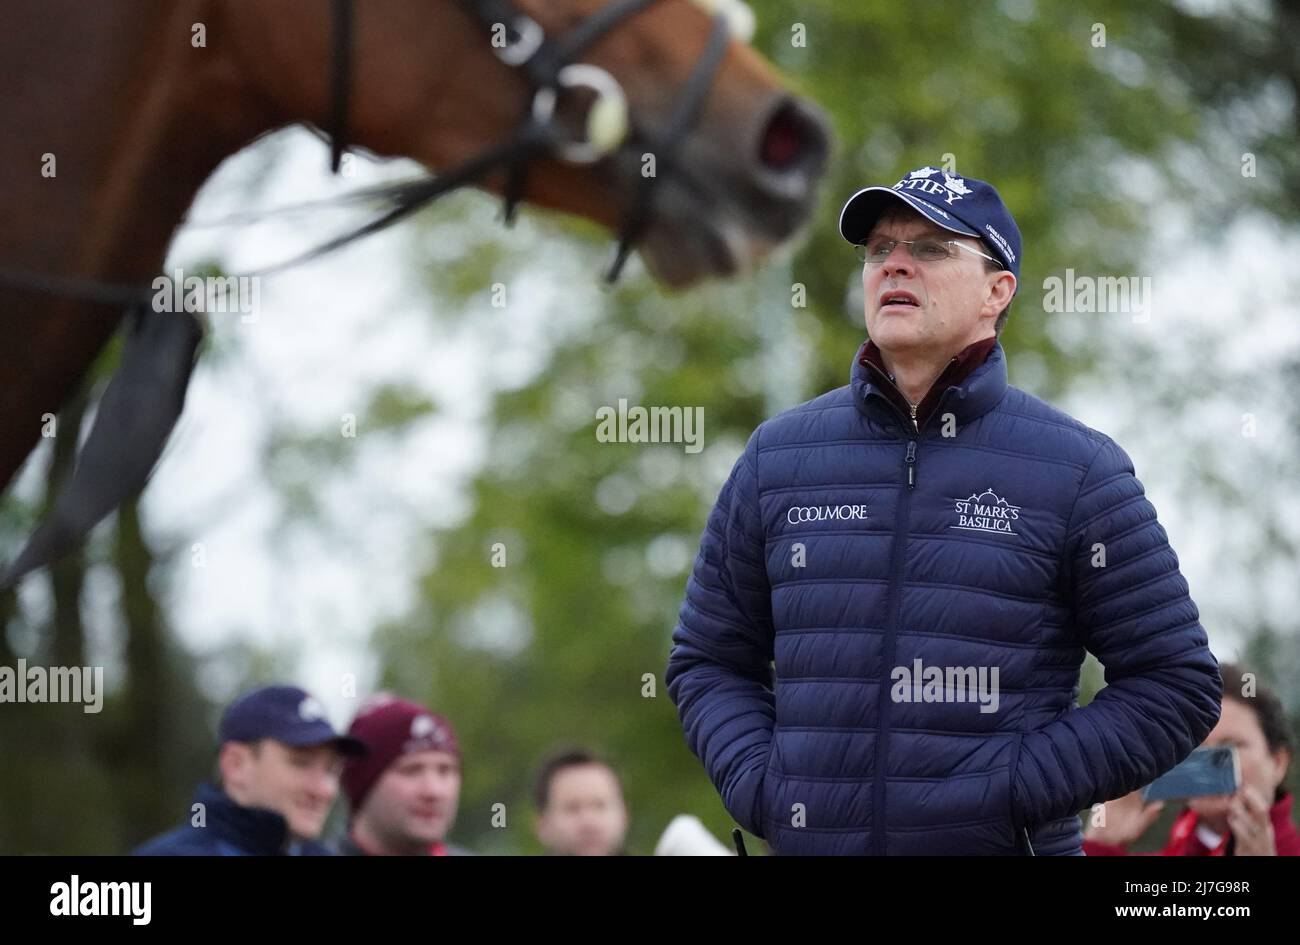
left=1228, top=785, right=1276, bottom=856
left=1084, top=790, right=1164, bottom=848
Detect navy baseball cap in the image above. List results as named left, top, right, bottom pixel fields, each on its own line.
left=219, top=685, right=368, bottom=757
left=838, top=166, right=1022, bottom=281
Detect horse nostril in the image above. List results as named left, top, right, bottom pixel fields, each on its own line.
left=757, top=98, right=830, bottom=177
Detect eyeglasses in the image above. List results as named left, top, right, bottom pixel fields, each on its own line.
left=854, top=236, right=1001, bottom=267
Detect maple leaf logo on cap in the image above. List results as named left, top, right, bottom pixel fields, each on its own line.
left=942, top=172, right=973, bottom=195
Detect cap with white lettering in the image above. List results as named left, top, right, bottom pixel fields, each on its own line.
left=838, top=166, right=1022, bottom=281
left=219, top=685, right=368, bottom=757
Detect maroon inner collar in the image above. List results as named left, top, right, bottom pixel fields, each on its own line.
left=859, top=335, right=997, bottom=430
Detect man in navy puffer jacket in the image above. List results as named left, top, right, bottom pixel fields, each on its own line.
left=665, top=166, right=1221, bottom=856
left=133, top=685, right=367, bottom=855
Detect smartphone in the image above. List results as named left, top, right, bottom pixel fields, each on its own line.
left=1141, top=746, right=1240, bottom=802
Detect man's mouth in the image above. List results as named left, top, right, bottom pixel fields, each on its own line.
left=878, top=289, right=920, bottom=311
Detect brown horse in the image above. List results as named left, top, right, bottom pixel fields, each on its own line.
left=0, top=0, right=830, bottom=496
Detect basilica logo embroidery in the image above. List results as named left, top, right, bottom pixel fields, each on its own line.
left=950, top=488, right=1021, bottom=535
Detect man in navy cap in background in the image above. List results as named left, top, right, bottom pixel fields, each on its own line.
left=133, top=685, right=366, bottom=855
left=666, top=165, right=1221, bottom=855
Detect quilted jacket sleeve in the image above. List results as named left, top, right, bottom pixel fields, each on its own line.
left=1013, top=436, right=1221, bottom=829
left=665, top=432, right=776, bottom=837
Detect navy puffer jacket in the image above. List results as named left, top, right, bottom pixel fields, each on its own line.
left=131, top=782, right=334, bottom=856
left=666, top=340, right=1221, bottom=855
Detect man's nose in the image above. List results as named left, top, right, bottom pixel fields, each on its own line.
left=308, top=771, right=338, bottom=801
left=880, top=244, right=915, bottom=277
left=419, top=772, right=450, bottom=797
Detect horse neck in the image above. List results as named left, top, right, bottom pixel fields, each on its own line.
left=0, top=1, right=284, bottom=494
left=2, top=0, right=278, bottom=284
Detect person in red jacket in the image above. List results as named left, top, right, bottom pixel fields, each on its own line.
left=1084, top=662, right=1297, bottom=856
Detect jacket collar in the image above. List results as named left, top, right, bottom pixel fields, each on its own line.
left=195, top=781, right=291, bottom=856
left=851, top=336, right=1007, bottom=432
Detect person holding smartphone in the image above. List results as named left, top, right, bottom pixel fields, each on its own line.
left=1085, top=662, right=1297, bottom=856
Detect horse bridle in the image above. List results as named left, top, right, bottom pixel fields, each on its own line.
left=0, top=0, right=734, bottom=307
left=0, top=0, right=736, bottom=590
left=324, top=0, right=733, bottom=282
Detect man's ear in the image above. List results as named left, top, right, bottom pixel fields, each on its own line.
left=218, top=741, right=252, bottom=787
left=984, top=270, right=1016, bottom=317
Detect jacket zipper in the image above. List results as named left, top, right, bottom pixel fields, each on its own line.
left=861, top=362, right=954, bottom=854
left=863, top=361, right=939, bottom=485
left=873, top=432, right=915, bottom=855
left=863, top=355, right=953, bottom=436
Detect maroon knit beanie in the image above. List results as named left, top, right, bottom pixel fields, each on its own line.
left=341, top=693, right=461, bottom=815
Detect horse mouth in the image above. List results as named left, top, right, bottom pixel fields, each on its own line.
left=634, top=172, right=820, bottom=289
left=628, top=96, right=831, bottom=289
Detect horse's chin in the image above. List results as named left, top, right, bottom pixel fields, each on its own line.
left=630, top=155, right=820, bottom=289
left=638, top=212, right=784, bottom=290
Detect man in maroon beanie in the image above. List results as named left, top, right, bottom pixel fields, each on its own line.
left=335, top=693, right=473, bottom=856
